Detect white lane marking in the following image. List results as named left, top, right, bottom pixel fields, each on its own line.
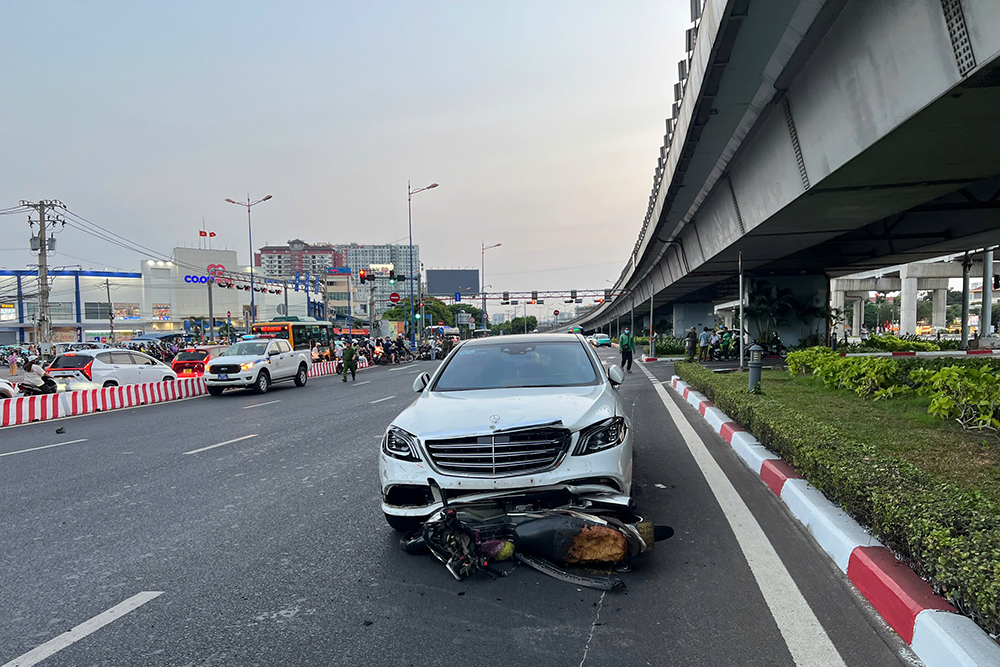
left=0, top=439, right=88, bottom=459
left=640, top=364, right=846, bottom=667
left=1, top=591, right=163, bottom=667
left=369, top=396, right=395, bottom=404
left=182, top=434, right=258, bottom=455
left=241, top=400, right=281, bottom=410
left=386, top=368, right=402, bottom=373
left=408, top=369, right=423, bottom=374
left=351, top=380, right=371, bottom=387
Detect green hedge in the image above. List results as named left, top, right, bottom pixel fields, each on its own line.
left=675, top=361, right=1000, bottom=635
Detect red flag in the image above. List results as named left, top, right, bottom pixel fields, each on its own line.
left=209, top=231, right=216, bottom=237
left=199, top=230, right=208, bottom=237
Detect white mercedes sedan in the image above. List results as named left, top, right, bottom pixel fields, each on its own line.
left=378, top=334, right=632, bottom=530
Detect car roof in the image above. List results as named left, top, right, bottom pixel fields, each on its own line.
left=458, top=333, right=584, bottom=348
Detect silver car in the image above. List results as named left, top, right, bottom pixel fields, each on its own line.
left=47, top=349, right=176, bottom=388
left=379, top=334, right=632, bottom=530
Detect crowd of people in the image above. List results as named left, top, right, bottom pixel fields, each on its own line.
left=685, top=325, right=738, bottom=362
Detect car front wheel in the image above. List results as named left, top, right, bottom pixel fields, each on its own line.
left=207, top=386, right=224, bottom=396
left=294, top=365, right=308, bottom=387
left=253, top=371, right=270, bottom=394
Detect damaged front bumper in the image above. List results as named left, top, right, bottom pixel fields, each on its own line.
left=380, top=439, right=632, bottom=518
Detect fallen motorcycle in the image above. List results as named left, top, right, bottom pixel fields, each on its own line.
left=399, top=480, right=673, bottom=590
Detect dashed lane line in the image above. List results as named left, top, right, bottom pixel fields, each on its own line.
left=351, top=381, right=371, bottom=387
left=1, top=591, right=163, bottom=667
left=0, top=439, right=89, bottom=459
left=369, top=396, right=395, bottom=404
left=182, top=434, right=258, bottom=455
left=241, top=400, right=281, bottom=410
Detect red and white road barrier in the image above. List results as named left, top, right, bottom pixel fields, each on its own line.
left=668, top=375, right=1000, bottom=667
left=1, top=377, right=208, bottom=427
left=0, top=394, right=60, bottom=426
left=308, top=361, right=337, bottom=378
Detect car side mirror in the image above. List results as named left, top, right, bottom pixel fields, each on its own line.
left=608, top=365, right=625, bottom=385
left=269, top=349, right=280, bottom=356
left=413, top=372, right=431, bottom=393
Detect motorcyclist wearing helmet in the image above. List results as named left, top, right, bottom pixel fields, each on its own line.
left=22, top=355, right=54, bottom=393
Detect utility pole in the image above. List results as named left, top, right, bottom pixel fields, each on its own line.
left=22, top=200, right=64, bottom=356
left=207, top=277, right=215, bottom=341
left=106, top=279, right=116, bottom=345
left=369, top=283, right=377, bottom=335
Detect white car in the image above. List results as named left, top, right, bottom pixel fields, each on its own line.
left=0, top=377, right=16, bottom=399
left=379, top=334, right=632, bottom=530
left=47, top=349, right=177, bottom=388
left=203, top=338, right=311, bottom=396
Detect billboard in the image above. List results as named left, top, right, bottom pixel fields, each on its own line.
left=426, top=269, right=479, bottom=297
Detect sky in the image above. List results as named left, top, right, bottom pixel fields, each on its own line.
left=1, top=1, right=691, bottom=319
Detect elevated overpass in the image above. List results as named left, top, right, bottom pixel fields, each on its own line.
left=569, top=0, right=1000, bottom=337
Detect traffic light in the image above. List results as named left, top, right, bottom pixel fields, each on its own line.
left=993, top=274, right=999, bottom=291
left=359, top=269, right=367, bottom=284
left=502, top=291, right=509, bottom=304
left=389, top=269, right=396, bottom=284
left=531, top=291, right=538, bottom=301
left=604, top=288, right=611, bottom=300
left=397, top=274, right=406, bottom=282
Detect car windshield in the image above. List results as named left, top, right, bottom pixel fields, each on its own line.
left=223, top=342, right=268, bottom=357
left=432, top=341, right=599, bottom=391
left=175, top=350, right=208, bottom=362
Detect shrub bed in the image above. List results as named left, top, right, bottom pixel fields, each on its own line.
left=675, top=361, right=1000, bottom=636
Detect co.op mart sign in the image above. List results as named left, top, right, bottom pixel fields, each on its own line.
left=184, top=264, right=228, bottom=283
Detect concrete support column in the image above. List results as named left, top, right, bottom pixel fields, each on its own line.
left=672, top=303, right=714, bottom=336
left=932, top=289, right=947, bottom=333
left=721, top=310, right=733, bottom=329
left=831, top=289, right=845, bottom=341
left=853, top=298, right=864, bottom=336
left=983, top=248, right=994, bottom=337
left=962, top=254, right=971, bottom=349
left=898, top=265, right=918, bottom=336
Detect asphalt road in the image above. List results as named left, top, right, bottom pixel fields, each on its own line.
left=0, top=352, right=919, bottom=666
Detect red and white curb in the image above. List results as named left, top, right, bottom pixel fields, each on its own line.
left=840, top=350, right=1000, bottom=358
left=669, top=374, right=1000, bottom=667
left=1, top=360, right=367, bottom=429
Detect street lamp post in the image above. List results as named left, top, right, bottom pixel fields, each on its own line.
left=407, top=181, right=438, bottom=350
left=225, top=194, right=272, bottom=326
left=482, top=242, right=501, bottom=334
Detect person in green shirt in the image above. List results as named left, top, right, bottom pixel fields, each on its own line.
left=721, top=327, right=732, bottom=360
left=618, top=327, right=636, bottom=373
left=342, top=342, right=357, bottom=382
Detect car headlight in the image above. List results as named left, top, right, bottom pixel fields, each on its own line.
left=574, top=416, right=627, bottom=455
left=240, top=359, right=262, bottom=371
left=382, top=426, right=421, bottom=462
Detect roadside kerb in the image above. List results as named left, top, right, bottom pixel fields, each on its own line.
left=839, top=350, right=1000, bottom=358
left=668, top=373, right=1000, bottom=667
left=0, top=359, right=367, bottom=428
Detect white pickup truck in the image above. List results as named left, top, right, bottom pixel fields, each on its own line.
left=204, top=338, right=312, bottom=396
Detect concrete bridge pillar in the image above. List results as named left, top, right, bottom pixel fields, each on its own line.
left=853, top=298, right=864, bottom=336
left=932, top=289, right=947, bottom=332
left=721, top=309, right=733, bottom=329
left=673, top=303, right=714, bottom=337
left=899, top=265, right=918, bottom=336
left=831, top=289, right=845, bottom=340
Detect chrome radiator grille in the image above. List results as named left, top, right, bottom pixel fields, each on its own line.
left=425, top=428, right=570, bottom=476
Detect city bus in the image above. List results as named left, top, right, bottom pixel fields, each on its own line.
left=250, top=317, right=334, bottom=360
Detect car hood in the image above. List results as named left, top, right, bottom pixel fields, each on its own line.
left=392, top=384, right=619, bottom=438
left=208, top=355, right=269, bottom=366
